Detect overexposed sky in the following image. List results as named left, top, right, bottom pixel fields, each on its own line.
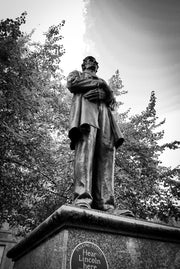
left=0, top=0, right=179, bottom=167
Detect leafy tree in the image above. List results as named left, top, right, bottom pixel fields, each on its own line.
left=0, top=13, right=73, bottom=235
left=109, top=70, right=180, bottom=225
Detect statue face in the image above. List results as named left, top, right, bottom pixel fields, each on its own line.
left=82, top=56, right=98, bottom=72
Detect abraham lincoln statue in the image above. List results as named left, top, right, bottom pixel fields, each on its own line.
left=67, top=56, right=133, bottom=217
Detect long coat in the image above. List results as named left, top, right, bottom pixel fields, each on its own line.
left=67, top=70, right=124, bottom=150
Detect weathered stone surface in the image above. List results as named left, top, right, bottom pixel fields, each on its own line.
left=7, top=205, right=180, bottom=269
left=11, top=231, right=68, bottom=269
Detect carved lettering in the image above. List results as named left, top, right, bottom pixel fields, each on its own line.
left=83, top=265, right=97, bottom=269
left=70, top=242, right=108, bottom=269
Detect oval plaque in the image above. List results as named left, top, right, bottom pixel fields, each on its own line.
left=70, top=241, right=109, bottom=269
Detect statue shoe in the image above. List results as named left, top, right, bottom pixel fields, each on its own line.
left=74, top=202, right=91, bottom=209
left=106, top=208, right=134, bottom=217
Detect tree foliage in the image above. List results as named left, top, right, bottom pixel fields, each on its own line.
left=0, top=13, right=73, bottom=235
left=110, top=70, right=180, bottom=225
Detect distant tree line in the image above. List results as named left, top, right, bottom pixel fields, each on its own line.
left=0, top=13, right=179, bottom=236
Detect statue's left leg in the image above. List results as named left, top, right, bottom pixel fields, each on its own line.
left=92, top=141, right=116, bottom=211
left=92, top=138, right=134, bottom=217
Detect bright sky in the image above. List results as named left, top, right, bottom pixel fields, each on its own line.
left=0, top=0, right=179, bottom=168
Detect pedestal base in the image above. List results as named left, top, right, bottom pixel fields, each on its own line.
left=7, top=205, right=180, bottom=269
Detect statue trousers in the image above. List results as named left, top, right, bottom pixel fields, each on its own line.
left=73, top=103, right=115, bottom=210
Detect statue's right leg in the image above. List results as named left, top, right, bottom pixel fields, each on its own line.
left=73, top=126, right=97, bottom=208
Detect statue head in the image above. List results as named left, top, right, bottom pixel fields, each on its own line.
left=81, top=56, right=99, bottom=73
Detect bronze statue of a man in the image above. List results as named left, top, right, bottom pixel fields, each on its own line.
left=67, top=56, right=133, bottom=216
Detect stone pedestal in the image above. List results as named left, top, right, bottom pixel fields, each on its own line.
left=7, top=205, right=180, bottom=269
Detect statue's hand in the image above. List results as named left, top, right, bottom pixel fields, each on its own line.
left=108, top=97, right=116, bottom=110
left=98, top=79, right=108, bottom=89
left=83, top=88, right=106, bottom=102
